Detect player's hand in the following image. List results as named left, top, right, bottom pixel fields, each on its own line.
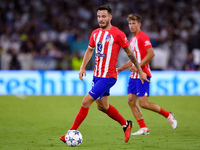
left=138, top=71, right=151, bottom=84
left=117, top=67, right=123, bottom=74
left=79, top=68, right=86, bottom=81
left=129, top=66, right=137, bottom=72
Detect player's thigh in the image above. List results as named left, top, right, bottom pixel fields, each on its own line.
left=136, top=77, right=151, bottom=97
left=128, top=93, right=137, bottom=104
left=82, top=93, right=95, bottom=108
left=138, top=96, right=149, bottom=107
left=89, top=77, right=116, bottom=100
left=128, top=78, right=137, bottom=95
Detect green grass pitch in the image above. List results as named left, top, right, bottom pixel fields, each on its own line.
left=0, top=95, right=200, bottom=150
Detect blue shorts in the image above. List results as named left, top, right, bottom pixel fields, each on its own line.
left=89, top=76, right=117, bottom=100
left=128, top=77, right=151, bottom=97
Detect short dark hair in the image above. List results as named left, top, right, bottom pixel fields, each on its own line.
left=127, top=14, right=142, bottom=23
left=97, top=5, right=112, bottom=14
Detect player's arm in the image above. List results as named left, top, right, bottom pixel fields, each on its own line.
left=129, top=47, right=155, bottom=72
left=124, top=46, right=142, bottom=72
left=117, top=60, right=132, bottom=73
left=123, top=47, right=150, bottom=83
left=139, top=48, right=155, bottom=67
left=79, top=46, right=94, bottom=81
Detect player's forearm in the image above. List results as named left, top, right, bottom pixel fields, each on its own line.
left=140, top=57, right=151, bottom=67
left=80, top=48, right=93, bottom=69
left=120, top=60, right=132, bottom=70
left=139, top=56, right=152, bottom=67
left=124, top=47, right=143, bottom=72
left=128, top=54, right=142, bottom=72
left=140, top=48, right=155, bottom=67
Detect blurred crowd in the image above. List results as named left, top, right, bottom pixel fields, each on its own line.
left=0, top=0, right=200, bottom=71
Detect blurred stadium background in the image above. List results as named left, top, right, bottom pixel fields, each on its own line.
left=0, top=0, right=200, bottom=96
left=1, top=1, right=200, bottom=149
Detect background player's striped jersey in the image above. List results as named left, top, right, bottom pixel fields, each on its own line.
left=130, top=31, right=152, bottom=79
left=89, top=26, right=129, bottom=79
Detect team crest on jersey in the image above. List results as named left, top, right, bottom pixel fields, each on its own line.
left=106, top=35, right=111, bottom=42
left=97, top=42, right=103, bottom=53
left=134, top=40, right=136, bottom=46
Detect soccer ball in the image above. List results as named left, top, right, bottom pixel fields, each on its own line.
left=65, top=130, right=83, bottom=147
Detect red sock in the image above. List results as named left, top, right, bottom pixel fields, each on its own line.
left=70, top=106, right=89, bottom=130
left=159, top=108, right=170, bottom=118
left=137, top=119, right=147, bottom=128
left=104, top=104, right=127, bottom=126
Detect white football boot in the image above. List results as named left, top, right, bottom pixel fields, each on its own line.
left=131, top=127, right=150, bottom=135
left=167, top=112, right=177, bottom=129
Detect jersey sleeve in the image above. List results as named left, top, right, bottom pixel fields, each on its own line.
left=88, top=31, right=96, bottom=49
left=118, top=30, right=129, bottom=49
left=139, top=33, right=152, bottom=50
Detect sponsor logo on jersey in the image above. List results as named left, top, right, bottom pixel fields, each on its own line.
left=145, top=41, right=151, bottom=46
left=124, top=37, right=128, bottom=43
left=96, top=53, right=106, bottom=57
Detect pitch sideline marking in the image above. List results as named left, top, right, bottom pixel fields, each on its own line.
left=15, top=95, right=26, bottom=100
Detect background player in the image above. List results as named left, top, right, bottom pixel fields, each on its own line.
left=118, top=14, right=177, bottom=135
left=60, top=6, right=150, bottom=143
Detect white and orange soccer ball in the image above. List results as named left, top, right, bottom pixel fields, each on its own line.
left=65, top=130, right=83, bottom=147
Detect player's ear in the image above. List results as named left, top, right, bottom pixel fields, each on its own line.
left=109, top=14, right=112, bottom=21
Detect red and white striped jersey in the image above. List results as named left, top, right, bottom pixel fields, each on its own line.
left=130, top=31, right=152, bottom=79
left=89, top=26, right=129, bottom=79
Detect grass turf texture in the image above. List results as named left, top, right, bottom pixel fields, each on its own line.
left=0, top=95, right=199, bottom=150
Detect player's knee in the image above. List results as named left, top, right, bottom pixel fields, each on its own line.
left=97, top=105, right=107, bottom=112
left=128, top=98, right=136, bottom=107
left=81, top=100, right=88, bottom=107
left=96, top=101, right=109, bottom=112
left=81, top=97, right=92, bottom=108
left=139, top=101, right=148, bottom=109
left=97, top=105, right=103, bottom=111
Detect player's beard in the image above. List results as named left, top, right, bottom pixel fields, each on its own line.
left=99, top=19, right=109, bottom=29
